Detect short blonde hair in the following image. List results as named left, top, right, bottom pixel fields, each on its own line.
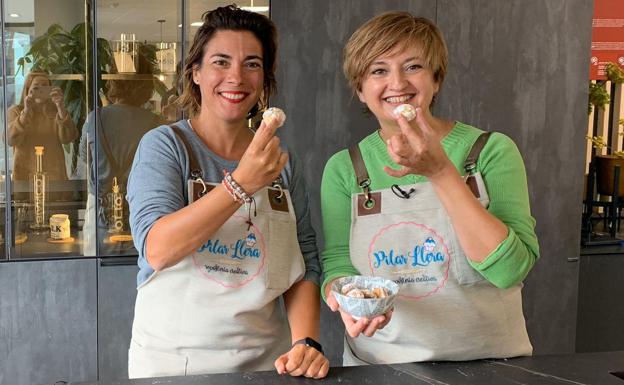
left=343, top=12, right=448, bottom=93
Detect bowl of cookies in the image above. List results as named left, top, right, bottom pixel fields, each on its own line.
left=331, top=275, right=399, bottom=319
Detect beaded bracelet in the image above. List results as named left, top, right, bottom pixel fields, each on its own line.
left=222, top=170, right=253, bottom=204
left=221, top=178, right=241, bottom=203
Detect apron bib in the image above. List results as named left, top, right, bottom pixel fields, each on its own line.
left=343, top=139, right=531, bottom=365
left=128, top=185, right=305, bottom=378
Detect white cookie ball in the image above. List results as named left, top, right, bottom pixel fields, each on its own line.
left=393, top=104, right=417, bottom=121
left=262, top=107, right=286, bottom=127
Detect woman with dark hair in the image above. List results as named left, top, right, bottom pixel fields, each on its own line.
left=7, top=72, right=77, bottom=194
left=126, top=5, right=328, bottom=378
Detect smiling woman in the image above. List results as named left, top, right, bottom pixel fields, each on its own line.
left=320, top=11, right=540, bottom=366
left=126, top=5, right=328, bottom=379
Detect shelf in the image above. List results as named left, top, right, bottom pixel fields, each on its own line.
left=101, top=73, right=175, bottom=80
left=49, top=74, right=86, bottom=81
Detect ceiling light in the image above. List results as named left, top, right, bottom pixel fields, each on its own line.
left=9, top=13, right=20, bottom=18
left=179, top=22, right=202, bottom=28
left=240, top=6, right=269, bottom=12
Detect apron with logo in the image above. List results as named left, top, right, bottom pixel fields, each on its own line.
left=343, top=133, right=532, bottom=365
left=128, top=126, right=305, bottom=378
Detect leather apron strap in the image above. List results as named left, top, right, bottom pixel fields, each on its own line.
left=170, top=124, right=203, bottom=180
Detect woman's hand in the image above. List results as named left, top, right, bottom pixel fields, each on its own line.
left=384, top=107, right=452, bottom=179
left=326, top=289, right=393, bottom=338
left=23, top=91, right=34, bottom=111
left=274, top=344, right=329, bottom=379
left=50, top=86, right=69, bottom=119
left=232, top=117, right=288, bottom=195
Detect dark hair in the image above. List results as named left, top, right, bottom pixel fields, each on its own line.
left=107, top=44, right=156, bottom=106
left=178, top=5, right=277, bottom=118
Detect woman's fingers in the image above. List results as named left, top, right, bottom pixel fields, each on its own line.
left=305, top=353, right=329, bottom=379
left=383, top=165, right=409, bottom=178
left=341, top=312, right=369, bottom=338
left=326, top=292, right=339, bottom=312
left=249, top=116, right=281, bottom=152
left=274, top=353, right=288, bottom=375
left=284, top=345, right=308, bottom=375
left=413, top=106, right=435, bottom=137
left=378, top=307, right=394, bottom=329
left=277, top=346, right=329, bottom=379
left=362, top=315, right=387, bottom=337
left=312, top=357, right=330, bottom=379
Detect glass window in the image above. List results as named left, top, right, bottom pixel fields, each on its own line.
left=4, top=0, right=87, bottom=259
left=89, top=0, right=182, bottom=256
left=1, top=0, right=269, bottom=260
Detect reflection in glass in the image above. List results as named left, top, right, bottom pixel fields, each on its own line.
left=29, top=145, right=49, bottom=232
left=8, top=72, right=78, bottom=197
left=0, top=1, right=270, bottom=259
left=78, top=0, right=184, bottom=256
left=4, top=0, right=88, bottom=258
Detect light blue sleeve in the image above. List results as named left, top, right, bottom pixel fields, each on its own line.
left=286, top=151, right=322, bottom=286
left=127, top=126, right=186, bottom=286
left=79, top=110, right=94, bottom=163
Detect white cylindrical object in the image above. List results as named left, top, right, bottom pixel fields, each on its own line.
left=262, top=107, right=286, bottom=127
left=50, top=214, right=70, bottom=240
left=393, top=104, right=417, bottom=121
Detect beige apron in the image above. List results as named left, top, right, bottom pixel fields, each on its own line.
left=128, top=184, right=305, bottom=378
left=343, top=135, right=532, bottom=365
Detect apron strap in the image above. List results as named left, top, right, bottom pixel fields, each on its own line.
left=348, top=144, right=371, bottom=191
left=464, top=132, right=492, bottom=199
left=170, top=124, right=203, bottom=180
left=464, top=132, right=492, bottom=175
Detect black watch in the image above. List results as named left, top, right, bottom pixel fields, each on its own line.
left=292, top=337, right=323, bottom=354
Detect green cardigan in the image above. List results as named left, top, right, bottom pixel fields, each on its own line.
left=320, top=121, right=540, bottom=297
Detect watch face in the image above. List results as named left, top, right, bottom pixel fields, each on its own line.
left=303, top=337, right=323, bottom=354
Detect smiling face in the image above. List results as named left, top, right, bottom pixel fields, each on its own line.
left=192, top=30, right=264, bottom=125
left=357, top=43, right=439, bottom=129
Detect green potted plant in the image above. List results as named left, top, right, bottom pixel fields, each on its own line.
left=587, top=63, right=624, bottom=196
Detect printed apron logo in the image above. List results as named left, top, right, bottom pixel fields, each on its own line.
left=192, top=215, right=266, bottom=288
left=368, top=222, right=450, bottom=299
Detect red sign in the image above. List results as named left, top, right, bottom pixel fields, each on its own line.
left=590, top=0, right=624, bottom=80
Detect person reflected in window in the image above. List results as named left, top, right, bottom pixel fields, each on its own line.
left=79, top=75, right=163, bottom=256
left=7, top=71, right=78, bottom=199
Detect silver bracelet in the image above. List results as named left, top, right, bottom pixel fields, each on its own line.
left=222, top=171, right=252, bottom=204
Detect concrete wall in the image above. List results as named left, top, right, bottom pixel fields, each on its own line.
left=272, top=0, right=593, bottom=360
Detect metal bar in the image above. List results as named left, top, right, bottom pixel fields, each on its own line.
left=1, top=0, right=14, bottom=260
left=99, top=256, right=138, bottom=267
left=181, top=0, right=187, bottom=120
left=92, top=0, right=100, bottom=257
left=608, top=81, right=617, bottom=152
left=611, top=165, right=621, bottom=238
left=613, top=83, right=623, bottom=151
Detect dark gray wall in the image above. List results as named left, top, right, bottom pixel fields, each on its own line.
left=273, top=0, right=592, bottom=358
left=97, top=259, right=138, bottom=380
left=0, top=260, right=97, bottom=385
left=436, top=0, right=593, bottom=355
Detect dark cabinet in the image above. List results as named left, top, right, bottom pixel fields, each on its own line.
left=576, top=253, right=624, bottom=353
left=96, top=258, right=138, bottom=380
left=0, top=259, right=97, bottom=385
